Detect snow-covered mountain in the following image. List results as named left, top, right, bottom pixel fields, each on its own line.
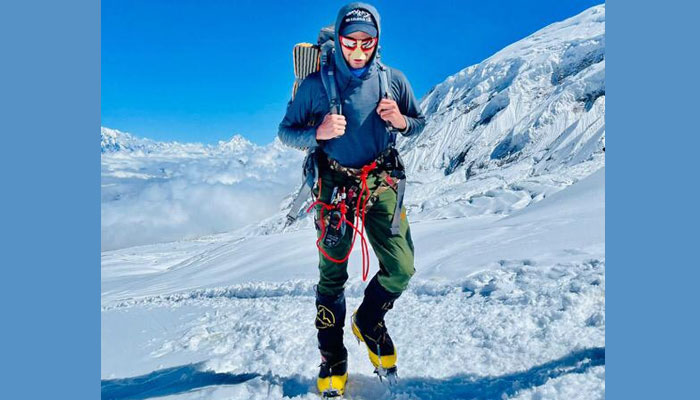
left=397, top=4, right=604, bottom=219
left=406, top=5, right=604, bottom=176
left=101, top=127, right=160, bottom=153
left=101, top=127, right=259, bottom=155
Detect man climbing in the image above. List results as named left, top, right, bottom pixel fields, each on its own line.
left=278, top=2, right=425, bottom=397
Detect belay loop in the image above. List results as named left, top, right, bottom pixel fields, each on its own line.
left=306, top=161, right=379, bottom=282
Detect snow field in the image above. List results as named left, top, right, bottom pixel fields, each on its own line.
left=509, top=366, right=604, bottom=400
left=101, top=164, right=605, bottom=399
left=102, top=258, right=604, bottom=399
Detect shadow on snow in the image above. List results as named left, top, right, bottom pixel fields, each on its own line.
left=101, top=347, right=604, bottom=399
left=101, top=365, right=259, bottom=400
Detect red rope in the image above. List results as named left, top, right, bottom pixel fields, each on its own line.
left=306, top=162, right=378, bottom=281
left=356, top=162, right=378, bottom=281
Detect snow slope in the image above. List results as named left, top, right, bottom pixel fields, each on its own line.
left=102, top=168, right=604, bottom=399
left=102, top=167, right=604, bottom=304
left=102, top=5, right=605, bottom=399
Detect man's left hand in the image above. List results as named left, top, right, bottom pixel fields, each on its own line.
left=376, top=99, right=407, bottom=131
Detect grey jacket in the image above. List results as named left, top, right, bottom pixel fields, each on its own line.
left=278, top=2, right=425, bottom=168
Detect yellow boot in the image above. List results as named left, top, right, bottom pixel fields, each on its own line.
left=351, top=312, right=398, bottom=382
left=317, top=350, right=348, bottom=398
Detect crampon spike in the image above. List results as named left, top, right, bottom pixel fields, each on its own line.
left=374, top=366, right=398, bottom=385
left=321, top=388, right=343, bottom=398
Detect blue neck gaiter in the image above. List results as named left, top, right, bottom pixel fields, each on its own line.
left=350, top=66, right=368, bottom=78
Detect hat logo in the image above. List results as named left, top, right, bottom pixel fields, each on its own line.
left=344, top=8, right=372, bottom=24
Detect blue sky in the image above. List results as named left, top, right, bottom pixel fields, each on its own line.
left=102, top=0, right=602, bottom=145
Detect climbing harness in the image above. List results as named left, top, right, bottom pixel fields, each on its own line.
left=306, top=149, right=405, bottom=281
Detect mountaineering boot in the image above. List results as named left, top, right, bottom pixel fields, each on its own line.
left=317, top=348, right=348, bottom=398
left=315, top=289, right=348, bottom=397
left=351, top=275, right=401, bottom=383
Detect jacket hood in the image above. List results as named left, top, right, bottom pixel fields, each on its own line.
left=333, top=2, right=381, bottom=83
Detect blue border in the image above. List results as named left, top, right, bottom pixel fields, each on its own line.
left=1, top=0, right=100, bottom=398
left=3, top=0, right=698, bottom=397
left=608, top=0, right=700, bottom=398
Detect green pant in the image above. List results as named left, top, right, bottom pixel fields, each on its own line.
left=313, top=167, right=415, bottom=297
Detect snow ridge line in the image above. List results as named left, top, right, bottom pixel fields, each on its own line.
left=102, top=259, right=604, bottom=310
left=101, top=279, right=452, bottom=310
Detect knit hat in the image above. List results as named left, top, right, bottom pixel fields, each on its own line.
left=339, top=8, right=378, bottom=37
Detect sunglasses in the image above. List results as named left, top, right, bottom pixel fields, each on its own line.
left=339, top=35, right=378, bottom=51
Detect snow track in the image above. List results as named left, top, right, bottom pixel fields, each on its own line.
left=102, top=259, right=604, bottom=399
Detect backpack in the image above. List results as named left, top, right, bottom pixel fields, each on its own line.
left=285, top=25, right=394, bottom=227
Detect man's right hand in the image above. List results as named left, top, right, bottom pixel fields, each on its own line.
left=316, top=114, right=346, bottom=140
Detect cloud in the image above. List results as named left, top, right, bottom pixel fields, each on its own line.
left=101, top=131, right=303, bottom=251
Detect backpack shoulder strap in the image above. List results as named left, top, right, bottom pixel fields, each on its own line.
left=320, top=43, right=341, bottom=115
left=377, top=61, right=392, bottom=100
left=377, top=61, right=398, bottom=146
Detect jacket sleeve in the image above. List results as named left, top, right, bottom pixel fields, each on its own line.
left=278, top=77, right=322, bottom=151
left=392, top=68, right=426, bottom=137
